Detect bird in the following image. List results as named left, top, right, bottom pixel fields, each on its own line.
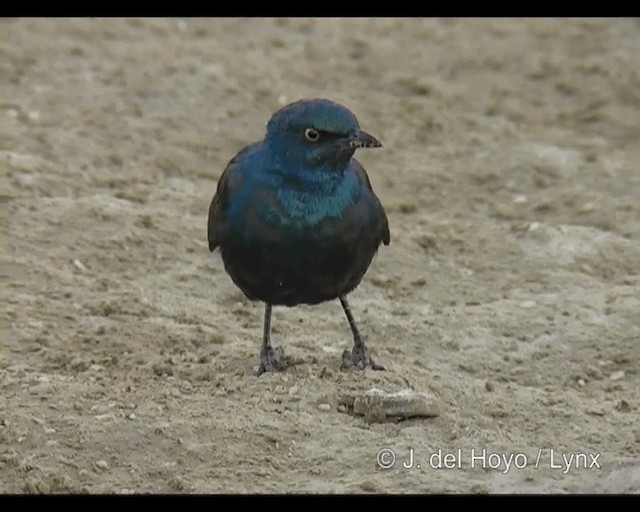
left=207, top=98, right=390, bottom=375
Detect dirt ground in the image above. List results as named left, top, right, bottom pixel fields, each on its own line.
left=2, top=18, right=639, bottom=494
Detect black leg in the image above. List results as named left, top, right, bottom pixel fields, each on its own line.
left=257, top=303, right=287, bottom=375
left=262, top=302, right=273, bottom=349
left=339, top=296, right=385, bottom=371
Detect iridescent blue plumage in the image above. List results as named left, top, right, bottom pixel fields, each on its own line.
left=208, top=98, right=389, bottom=374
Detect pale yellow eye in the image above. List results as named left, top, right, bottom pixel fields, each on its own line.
left=304, top=128, right=320, bottom=142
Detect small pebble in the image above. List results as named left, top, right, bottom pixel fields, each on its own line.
left=317, top=403, right=331, bottom=412
left=352, top=388, right=439, bottom=419
left=360, top=480, right=377, bottom=492
left=72, top=259, right=88, bottom=272
left=615, top=400, right=630, bottom=412
left=95, top=460, right=109, bottom=470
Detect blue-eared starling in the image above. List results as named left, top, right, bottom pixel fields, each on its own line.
left=207, top=98, right=390, bottom=375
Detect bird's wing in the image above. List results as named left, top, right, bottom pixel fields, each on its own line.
left=207, top=171, right=229, bottom=252
left=354, top=160, right=390, bottom=246
left=207, top=144, right=256, bottom=252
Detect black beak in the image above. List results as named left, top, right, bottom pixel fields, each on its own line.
left=349, top=129, right=382, bottom=149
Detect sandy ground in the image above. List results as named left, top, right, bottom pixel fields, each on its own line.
left=2, top=18, right=640, bottom=494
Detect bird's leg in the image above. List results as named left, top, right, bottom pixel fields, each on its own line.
left=339, top=295, right=385, bottom=371
left=257, top=303, right=287, bottom=375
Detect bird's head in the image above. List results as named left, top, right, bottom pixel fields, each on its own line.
left=265, top=98, right=381, bottom=171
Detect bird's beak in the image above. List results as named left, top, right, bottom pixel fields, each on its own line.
left=349, top=129, right=382, bottom=149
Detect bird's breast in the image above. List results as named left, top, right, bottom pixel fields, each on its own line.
left=247, top=169, right=360, bottom=230
left=274, top=185, right=355, bottom=226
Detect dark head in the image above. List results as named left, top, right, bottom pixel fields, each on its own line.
left=265, top=98, right=381, bottom=170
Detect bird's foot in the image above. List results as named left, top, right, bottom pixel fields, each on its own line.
left=341, top=344, right=385, bottom=371
left=257, top=345, right=288, bottom=376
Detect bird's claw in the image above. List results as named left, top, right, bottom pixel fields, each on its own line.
left=257, top=345, right=288, bottom=376
left=341, top=345, right=385, bottom=371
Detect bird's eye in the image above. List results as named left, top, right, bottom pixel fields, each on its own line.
left=304, top=128, right=320, bottom=142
